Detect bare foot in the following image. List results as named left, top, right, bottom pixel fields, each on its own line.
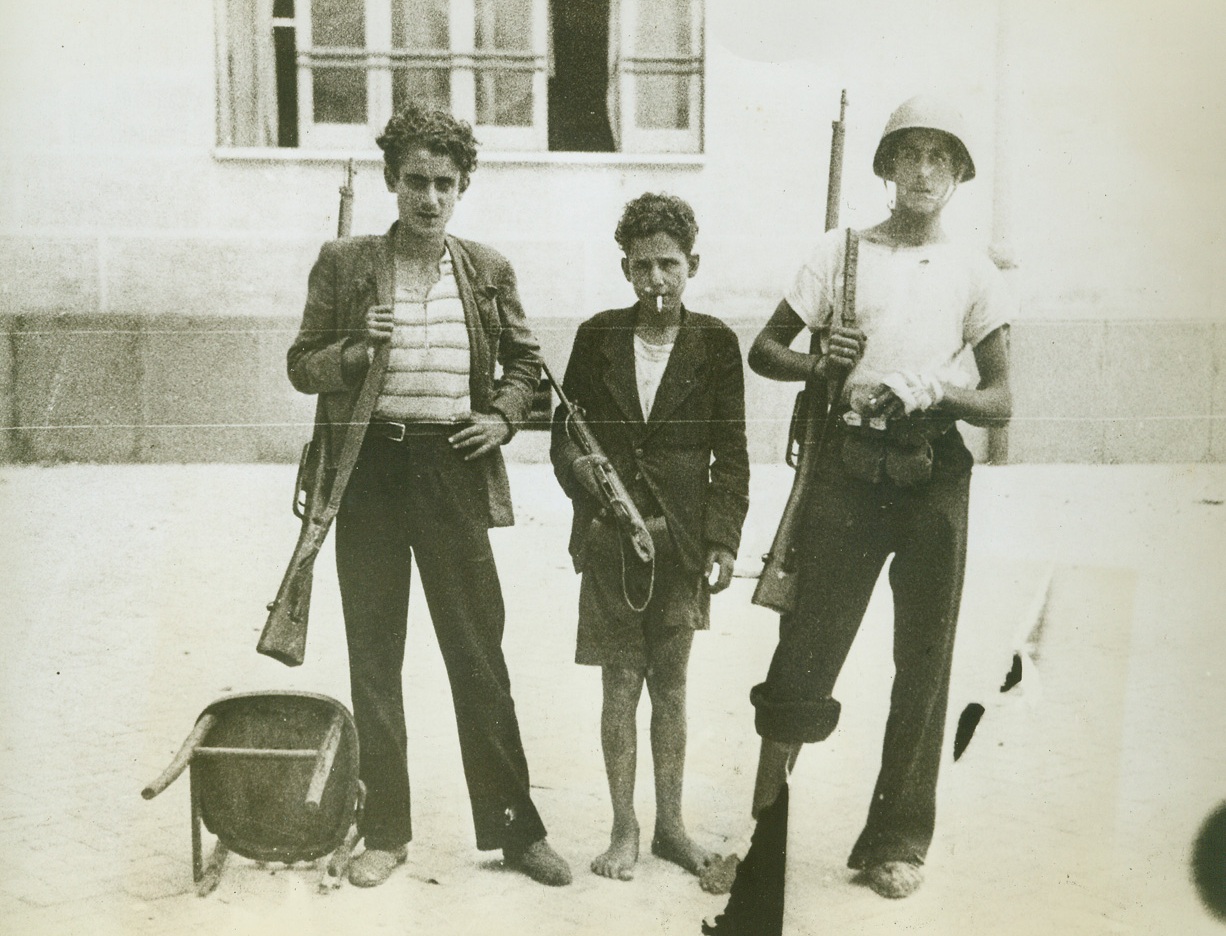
left=651, top=828, right=717, bottom=876
left=591, top=823, right=640, bottom=881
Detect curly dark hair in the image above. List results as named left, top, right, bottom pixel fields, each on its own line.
left=614, top=192, right=699, bottom=255
left=376, top=102, right=479, bottom=186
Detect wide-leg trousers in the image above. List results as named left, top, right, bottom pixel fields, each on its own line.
left=335, top=428, right=546, bottom=853
left=750, top=430, right=971, bottom=868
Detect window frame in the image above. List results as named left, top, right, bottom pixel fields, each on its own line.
left=217, top=0, right=704, bottom=157
left=293, top=0, right=549, bottom=151
left=613, top=0, right=704, bottom=155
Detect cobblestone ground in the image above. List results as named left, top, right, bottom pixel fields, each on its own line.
left=0, top=461, right=1223, bottom=935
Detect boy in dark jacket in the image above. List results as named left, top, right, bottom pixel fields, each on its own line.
left=551, top=193, right=750, bottom=883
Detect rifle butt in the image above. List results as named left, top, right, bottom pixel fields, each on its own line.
left=257, top=562, right=314, bottom=667
left=751, top=558, right=797, bottom=615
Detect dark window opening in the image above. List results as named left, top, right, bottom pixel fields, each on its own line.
left=547, top=0, right=614, bottom=152
left=273, top=26, right=299, bottom=146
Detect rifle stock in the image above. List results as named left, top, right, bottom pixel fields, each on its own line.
left=753, top=92, right=850, bottom=615
left=752, top=384, right=830, bottom=613
left=260, top=438, right=331, bottom=666
left=258, top=531, right=318, bottom=667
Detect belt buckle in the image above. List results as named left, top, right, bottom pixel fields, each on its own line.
left=377, top=420, right=406, bottom=442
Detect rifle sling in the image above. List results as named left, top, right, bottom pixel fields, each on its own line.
left=315, top=344, right=390, bottom=528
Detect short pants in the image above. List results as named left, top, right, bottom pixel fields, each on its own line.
left=576, top=516, right=709, bottom=671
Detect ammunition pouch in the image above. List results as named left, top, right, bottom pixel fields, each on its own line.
left=838, top=412, right=955, bottom=488
left=839, top=428, right=887, bottom=484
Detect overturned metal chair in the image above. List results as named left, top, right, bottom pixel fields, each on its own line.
left=142, top=692, right=364, bottom=895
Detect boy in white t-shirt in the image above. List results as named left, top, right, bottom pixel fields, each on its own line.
left=551, top=193, right=750, bottom=886
left=714, top=96, right=1013, bottom=923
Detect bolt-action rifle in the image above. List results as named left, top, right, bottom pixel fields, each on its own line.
left=752, top=92, right=854, bottom=615
left=258, top=161, right=366, bottom=667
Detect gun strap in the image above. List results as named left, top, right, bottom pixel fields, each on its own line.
left=619, top=535, right=656, bottom=613
left=316, top=344, right=389, bottom=527
left=840, top=228, right=859, bottom=329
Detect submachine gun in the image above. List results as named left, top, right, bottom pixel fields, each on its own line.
left=543, top=359, right=659, bottom=611
left=752, top=92, right=855, bottom=615
left=546, top=360, right=655, bottom=564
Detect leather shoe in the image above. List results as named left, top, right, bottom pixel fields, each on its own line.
left=860, top=860, right=923, bottom=898
left=504, top=837, right=572, bottom=886
left=348, top=845, right=407, bottom=887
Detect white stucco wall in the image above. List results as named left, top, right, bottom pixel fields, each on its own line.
left=1, top=0, right=1223, bottom=463
left=2, top=0, right=1222, bottom=320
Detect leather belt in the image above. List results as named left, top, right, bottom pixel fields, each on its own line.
left=368, top=419, right=448, bottom=442
left=838, top=410, right=954, bottom=443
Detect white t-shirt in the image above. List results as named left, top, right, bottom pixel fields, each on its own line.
left=634, top=334, right=675, bottom=421
left=785, top=228, right=1014, bottom=405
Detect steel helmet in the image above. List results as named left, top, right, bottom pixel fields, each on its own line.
left=872, top=95, right=975, bottom=182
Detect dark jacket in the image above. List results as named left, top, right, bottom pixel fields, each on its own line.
left=287, top=225, right=542, bottom=527
left=551, top=306, right=750, bottom=572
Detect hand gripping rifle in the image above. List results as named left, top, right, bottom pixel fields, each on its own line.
left=752, top=92, right=855, bottom=615
left=543, top=361, right=655, bottom=567
left=258, top=161, right=369, bottom=666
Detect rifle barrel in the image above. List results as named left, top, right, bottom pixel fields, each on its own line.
left=337, top=159, right=355, bottom=238
left=824, top=89, right=847, bottom=234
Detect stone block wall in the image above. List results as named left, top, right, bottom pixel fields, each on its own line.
left=2, top=312, right=1222, bottom=465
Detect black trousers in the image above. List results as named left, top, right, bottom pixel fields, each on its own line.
left=751, top=429, right=971, bottom=868
left=335, top=428, right=546, bottom=852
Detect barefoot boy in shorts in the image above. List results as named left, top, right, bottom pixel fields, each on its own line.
left=551, top=193, right=750, bottom=882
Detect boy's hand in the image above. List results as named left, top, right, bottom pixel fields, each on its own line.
left=448, top=412, right=512, bottom=460
left=571, top=454, right=609, bottom=501
left=364, top=304, right=395, bottom=342
left=705, top=548, right=735, bottom=594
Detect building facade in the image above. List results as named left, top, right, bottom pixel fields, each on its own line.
left=1, top=0, right=1223, bottom=464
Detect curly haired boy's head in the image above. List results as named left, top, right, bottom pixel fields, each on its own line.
left=614, top=193, right=699, bottom=255
left=377, top=103, right=479, bottom=190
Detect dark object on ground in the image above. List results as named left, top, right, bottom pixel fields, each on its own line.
left=1000, top=651, right=1024, bottom=692
left=701, top=783, right=788, bottom=936
left=1192, top=800, right=1226, bottom=921
left=953, top=703, right=986, bottom=761
left=953, top=650, right=1027, bottom=762
left=141, top=692, right=364, bottom=895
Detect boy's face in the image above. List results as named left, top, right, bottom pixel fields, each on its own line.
left=384, top=147, right=465, bottom=240
left=621, top=231, right=699, bottom=309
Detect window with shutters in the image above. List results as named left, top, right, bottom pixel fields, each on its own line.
left=216, top=0, right=703, bottom=155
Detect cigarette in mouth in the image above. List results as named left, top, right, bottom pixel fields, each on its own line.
left=655, top=295, right=663, bottom=313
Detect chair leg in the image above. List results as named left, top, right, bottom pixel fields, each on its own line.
left=321, top=784, right=366, bottom=891
left=190, top=769, right=203, bottom=883
left=197, top=841, right=229, bottom=897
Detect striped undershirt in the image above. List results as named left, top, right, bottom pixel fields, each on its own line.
left=374, top=249, right=471, bottom=423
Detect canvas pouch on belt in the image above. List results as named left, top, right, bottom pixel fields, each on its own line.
left=839, top=415, right=953, bottom=487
